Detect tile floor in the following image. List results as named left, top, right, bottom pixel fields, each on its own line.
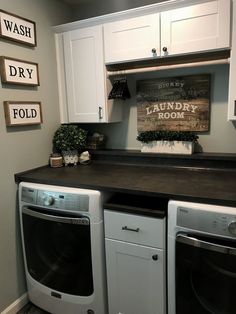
left=17, top=302, right=49, bottom=314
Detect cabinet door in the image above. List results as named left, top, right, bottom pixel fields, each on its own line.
left=228, top=0, right=236, bottom=120
left=105, top=239, right=165, bottom=314
left=104, top=14, right=160, bottom=64
left=63, top=26, right=106, bottom=122
left=161, top=0, right=230, bottom=57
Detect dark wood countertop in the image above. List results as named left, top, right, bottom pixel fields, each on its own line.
left=15, top=150, right=236, bottom=207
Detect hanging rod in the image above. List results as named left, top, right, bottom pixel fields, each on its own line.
left=106, top=58, right=230, bottom=77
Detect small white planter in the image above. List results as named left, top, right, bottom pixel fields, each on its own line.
left=141, top=141, right=194, bottom=155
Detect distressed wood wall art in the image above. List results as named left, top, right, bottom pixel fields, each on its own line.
left=0, top=10, right=36, bottom=46
left=4, top=101, right=42, bottom=126
left=0, top=56, right=39, bottom=86
left=137, top=74, right=210, bottom=132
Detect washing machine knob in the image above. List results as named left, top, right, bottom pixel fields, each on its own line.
left=228, top=221, right=236, bottom=236
left=43, top=195, right=55, bottom=206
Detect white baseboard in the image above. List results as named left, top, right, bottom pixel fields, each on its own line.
left=1, top=293, right=28, bottom=314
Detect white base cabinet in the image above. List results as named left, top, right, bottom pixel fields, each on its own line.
left=104, top=210, right=166, bottom=314
left=105, top=239, right=165, bottom=314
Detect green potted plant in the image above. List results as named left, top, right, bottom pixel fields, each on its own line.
left=52, top=124, right=87, bottom=165
left=137, top=130, right=198, bottom=154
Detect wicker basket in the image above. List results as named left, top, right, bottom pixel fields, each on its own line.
left=86, top=135, right=106, bottom=150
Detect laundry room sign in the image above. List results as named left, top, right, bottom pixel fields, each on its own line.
left=137, top=74, right=210, bottom=132
left=4, top=101, right=42, bottom=126
left=0, top=10, right=36, bottom=46
left=0, top=56, right=39, bottom=86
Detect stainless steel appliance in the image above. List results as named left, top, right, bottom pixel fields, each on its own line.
left=19, top=182, right=107, bottom=314
left=168, top=200, right=236, bottom=314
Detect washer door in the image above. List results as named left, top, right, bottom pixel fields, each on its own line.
left=176, top=233, right=236, bottom=314
left=21, top=206, right=93, bottom=296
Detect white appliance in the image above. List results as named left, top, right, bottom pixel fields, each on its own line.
left=168, top=200, right=236, bottom=314
left=19, top=182, right=107, bottom=314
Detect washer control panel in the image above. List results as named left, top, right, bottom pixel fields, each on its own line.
left=177, top=206, right=236, bottom=238
left=21, top=186, right=89, bottom=212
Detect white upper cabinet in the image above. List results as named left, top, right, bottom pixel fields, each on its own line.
left=228, top=0, right=236, bottom=121
left=161, top=0, right=231, bottom=57
left=63, top=26, right=106, bottom=122
left=62, top=25, right=122, bottom=123
left=103, top=0, right=231, bottom=64
left=104, top=14, right=160, bottom=64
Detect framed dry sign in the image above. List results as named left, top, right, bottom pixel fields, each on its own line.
left=0, top=9, right=36, bottom=46
left=4, top=101, right=42, bottom=126
left=137, top=74, right=210, bottom=132
left=0, top=56, right=39, bottom=86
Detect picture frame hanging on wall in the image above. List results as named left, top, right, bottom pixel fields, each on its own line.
left=137, top=74, right=210, bottom=132
left=4, top=101, right=43, bottom=126
left=0, top=56, right=40, bottom=86
left=0, top=9, right=36, bottom=47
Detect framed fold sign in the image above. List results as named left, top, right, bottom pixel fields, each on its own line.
left=0, top=9, right=36, bottom=46
left=4, top=101, right=42, bottom=126
left=0, top=56, right=39, bottom=86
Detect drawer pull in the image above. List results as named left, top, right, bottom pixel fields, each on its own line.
left=122, top=226, right=140, bottom=232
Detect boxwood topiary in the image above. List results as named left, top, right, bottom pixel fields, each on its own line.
left=137, top=131, right=198, bottom=143
left=53, top=124, right=87, bottom=153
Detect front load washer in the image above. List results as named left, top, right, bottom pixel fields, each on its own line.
left=19, top=182, right=107, bottom=314
left=168, top=200, right=236, bottom=314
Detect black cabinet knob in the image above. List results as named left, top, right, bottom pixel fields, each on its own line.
left=151, top=48, right=157, bottom=54
left=162, top=46, right=168, bottom=52
left=152, top=254, right=158, bottom=261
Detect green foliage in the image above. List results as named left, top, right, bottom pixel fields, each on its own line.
left=137, top=130, right=199, bottom=143
left=53, top=124, right=87, bottom=152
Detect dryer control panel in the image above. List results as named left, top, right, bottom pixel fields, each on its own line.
left=177, top=206, right=236, bottom=238
left=21, top=186, right=89, bottom=211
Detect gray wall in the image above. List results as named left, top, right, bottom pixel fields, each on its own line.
left=85, top=63, right=236, bottom=153
left=0, top=0, right=72, bottom=311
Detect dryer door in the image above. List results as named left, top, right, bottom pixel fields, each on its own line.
left=176, top=233, right=236, bottom=314
left=21, top=206, right=94, bottom=296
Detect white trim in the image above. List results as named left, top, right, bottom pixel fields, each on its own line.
left=107, top=58, right=230, bottom=76
left=52, top=0, right=215, bottom=33
left=1, top=293, right=28, bottom=314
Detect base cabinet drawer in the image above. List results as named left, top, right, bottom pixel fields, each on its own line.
left=104, top=210, right=165, bottom=248
left=105, top=238, right=165, bottom=314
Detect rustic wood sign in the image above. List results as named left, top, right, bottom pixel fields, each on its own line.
left=0, top=10, right=36, bottom=46
left=4, top=101, right=42, bottom=126
left=0, top=56, right=39, bottom=86
left=137, top=74, right=210, bottom=132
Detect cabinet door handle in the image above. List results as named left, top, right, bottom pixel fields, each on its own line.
left=151, top=48, right=156, bottom=54
left=162, top=46, right=168, bottom=52
left=122, top=226, right=140, bottom=232
left=98, top=106, right=103, bottom=119
left=152, top=254, right=158, bottom=261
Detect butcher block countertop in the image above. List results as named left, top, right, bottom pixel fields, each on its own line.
left=15, top=150, right=236, bottom=208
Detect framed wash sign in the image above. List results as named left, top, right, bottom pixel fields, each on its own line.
left=0, top=56, right=39, bottom=86
left=137, top=74, right=211, bottom=132
left=0, top=10, right=36, bottom=46
left=4, top=101, right=42, bottom=126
